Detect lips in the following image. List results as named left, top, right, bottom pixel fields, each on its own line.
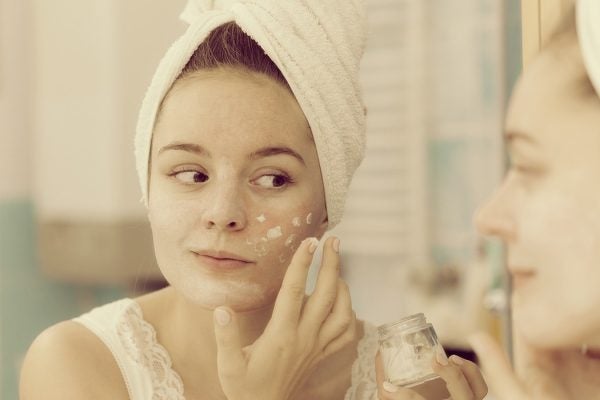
left=508, top=267, right=536, bottom=288
left=192, top=249, right=254, bottom=270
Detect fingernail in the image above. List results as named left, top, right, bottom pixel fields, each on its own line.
left=450, top=355, right=463, bottom=365
left=307, top=237, right=318, bottom=254
left=382, top=381, right=398, bottom=392
left=214, top=308, right=231, bottom=326
left=436, top=351, right=449, bottom=366
left=332, top=237, right=340, bottom=253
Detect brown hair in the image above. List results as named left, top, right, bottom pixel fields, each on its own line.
left=178, top=21, right=290, bottom=89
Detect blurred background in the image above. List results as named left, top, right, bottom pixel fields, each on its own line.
left=0, top=0, right=530, bottom=398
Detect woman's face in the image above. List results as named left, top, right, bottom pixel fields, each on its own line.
left=476, top=45, right=600, bottom=348
left=148, top=68, right=327, bottom=312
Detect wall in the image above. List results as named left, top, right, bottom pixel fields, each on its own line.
left=0, top=1, right=185, bottom=398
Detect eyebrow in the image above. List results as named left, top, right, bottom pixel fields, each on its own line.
left=249, top=146, right=305, bottom=165
left=158, top=142, right=207, bottom=156
left=158, top=142, right=305, bottom=165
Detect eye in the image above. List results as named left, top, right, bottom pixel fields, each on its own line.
left=511, top=163, right=543, bottom=175
left=254, top=174, right=292, bottom=189
left=170, top=170, right=209, bottom=184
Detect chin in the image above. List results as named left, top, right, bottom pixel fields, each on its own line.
left=180, top=284, right=278, bottom=312
left=514, top=307, right=583, bottom=349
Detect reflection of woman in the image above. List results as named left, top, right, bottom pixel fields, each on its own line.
left=20, top=1, right=485, bottom=399
left=471, top=1, right=600, bottom=399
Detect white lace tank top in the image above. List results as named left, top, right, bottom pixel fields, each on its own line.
left=73, top=298, right=379, bottom=400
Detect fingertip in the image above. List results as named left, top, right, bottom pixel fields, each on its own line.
left=214, top=307, right=231, bottom=327
left=436, top=351, right=449, bottom=366
left=332, top=236, right=340, bottom=253
left=306, top=237, right=319, bottom=254
left=449, top=354, right=464, bottom=366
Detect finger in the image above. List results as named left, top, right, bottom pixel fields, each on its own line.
left=270, top=237, right=318, bottom=330
left=300, top=237, right=341, bottom=330
left=317, top=279, right=353, bottom=348
left=320, top=309, right=357, bottom=358
left=213, top=307, right=246, bottom=385
left=469, top=332, right=528, bottom=400
left=448, top=355, right=488, bottom=399
left=379, top=382, right=427, bottom=400
left=432, top=355, right=476, bottom=400
left=375, top=352, right=427, bottom=400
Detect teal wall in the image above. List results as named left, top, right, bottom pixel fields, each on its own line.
left=0, top=200, right=124, bottom=399
left=505, top=0, right=523, bottom=102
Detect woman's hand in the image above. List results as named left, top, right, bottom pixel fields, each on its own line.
left=212, top=236, right=356, bottom=400
left=375, top=349, right=488, bottom=400
left=469, top=332, right=600, bottom=399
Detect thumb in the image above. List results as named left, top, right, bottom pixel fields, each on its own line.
left=214, top=307, right=246, bottom=384
left=469, top=332, right=528, bottom=400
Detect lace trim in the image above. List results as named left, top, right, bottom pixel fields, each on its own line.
left=116, top=301, right=186, bottom=400
left=345, top=322, right=379, bottom=400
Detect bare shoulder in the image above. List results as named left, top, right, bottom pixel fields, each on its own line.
left=20, top=320, right=128, bottom=400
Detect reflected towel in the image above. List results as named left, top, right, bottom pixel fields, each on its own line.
left=578, top=0, right=600, bottom=97
left=135, top=0, right=367, bottom=229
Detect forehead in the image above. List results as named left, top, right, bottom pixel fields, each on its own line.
left=153, top=68, right=312, bottom=147
left=506, top=47, right=599, bottom=149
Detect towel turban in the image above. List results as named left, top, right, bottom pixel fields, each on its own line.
left=135, top=0, right=367, bottom=229
left=578, top=0, right=600, bottom=98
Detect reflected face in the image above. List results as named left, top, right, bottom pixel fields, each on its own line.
left=148, top=68, right=327, bottom=312
left=475, top=45, right=600, bottom=348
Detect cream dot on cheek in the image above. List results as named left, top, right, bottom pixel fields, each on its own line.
left=292, top=217, right=301, bottom=227
left=256, top=213, right=266, bottom=223
left=285, top=233, right=297, bottom=247
left=266, top=226, right=283, bottom=240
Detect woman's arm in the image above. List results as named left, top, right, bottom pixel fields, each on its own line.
left=19, top=321, right=129, bottom=400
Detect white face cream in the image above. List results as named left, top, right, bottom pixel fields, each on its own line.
left=266, top=226, right=283, bottom=239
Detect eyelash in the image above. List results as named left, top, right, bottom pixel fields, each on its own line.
left=167, top=169, right=295, bottom=189
left=168, top=169, right=209, bottom=184
left=253, top=173, right=294, bottom=189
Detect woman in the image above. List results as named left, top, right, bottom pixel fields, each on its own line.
left=20, top=1, right=486, bottom=399
left=471, top=1, right=600, bottom=398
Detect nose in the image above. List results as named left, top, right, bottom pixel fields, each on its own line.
left=473, top=180, right=516, bottom=241
left=201, top=182, right=247, bottom=232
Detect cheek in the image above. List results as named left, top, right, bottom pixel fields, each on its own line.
left=245, top=208, right=323, bottom=262
left=148, top=199, right=195, bottom=247
left=515, top=191, right=600, bottom=346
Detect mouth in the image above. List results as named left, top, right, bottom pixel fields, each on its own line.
left=192, top=250, right=254, bottom=270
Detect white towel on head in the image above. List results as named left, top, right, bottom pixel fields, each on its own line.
left=577, top=0, right=600, bottom=97
left=135, top=0, right=367, bottom=229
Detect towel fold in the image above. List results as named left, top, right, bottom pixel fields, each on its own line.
left=578, top=0, right=600, bottom=97
left=136, top=0, right=367, bottom=229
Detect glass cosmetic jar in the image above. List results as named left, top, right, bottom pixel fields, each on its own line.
left=378, top=313, right=450, bottom=399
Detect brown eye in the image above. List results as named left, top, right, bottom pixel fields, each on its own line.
left=254, top=174, right=291, bottom=188
left=173, top=171, right=209, bottom=184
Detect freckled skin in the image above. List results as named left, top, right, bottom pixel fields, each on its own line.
left=147, top=68, right=328, bottom=312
